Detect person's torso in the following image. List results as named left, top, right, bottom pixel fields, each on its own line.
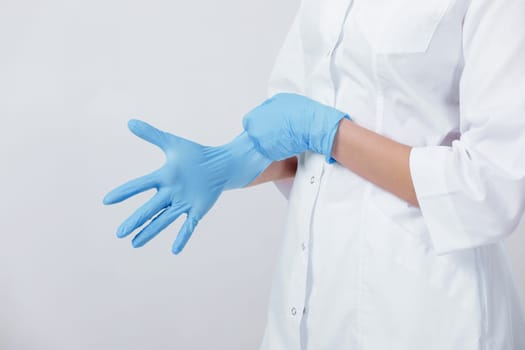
left=260, top=0, right=525, bottom=349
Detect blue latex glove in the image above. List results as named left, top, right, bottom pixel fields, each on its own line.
left=103, top=119, right=271, bottom=254
left=242, top=92, right=351, bottom=163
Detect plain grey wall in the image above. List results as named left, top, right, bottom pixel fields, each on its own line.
left=1, top=1, right=523, bottom=349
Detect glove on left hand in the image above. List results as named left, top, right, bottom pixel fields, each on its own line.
left=242, top=92, right=351, bottom=163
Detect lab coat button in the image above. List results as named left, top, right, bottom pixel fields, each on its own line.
left=309, top=176, right=316, bottom=184
left=301, top=242, right=307, bottom=251
left=291, top=307, right=297, bottom=316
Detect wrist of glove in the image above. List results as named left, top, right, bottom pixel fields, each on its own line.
left=221, top=131, right=273, bottom=190
left=103, top=119, right=271, bottom=254
left=242, top=92, right=351, bottom=163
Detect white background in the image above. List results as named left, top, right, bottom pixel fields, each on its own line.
left=1, top=1, right=524, bottom=349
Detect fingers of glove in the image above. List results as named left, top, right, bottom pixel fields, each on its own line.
left=172, top=215, right=198, bottom=255
left=131, top=204, right=186, bottom=248
left=116, top=190, right=171, bottom=238
left=128, top=119, right=170, bottom=151
left=103, top=171, right=159, bottom=205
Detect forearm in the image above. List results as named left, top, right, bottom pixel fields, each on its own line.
left=331, top=118, right=419, bottom=208
left=246, top=156, right=298, bottom=187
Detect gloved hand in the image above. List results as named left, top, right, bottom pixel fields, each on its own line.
left=242, top=92, right=351, bottom=163
left=103, top=119, right=272, bottom=254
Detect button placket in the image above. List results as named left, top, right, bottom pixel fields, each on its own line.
left=304, top=169, right=320, bottom=256
left=320, top=0, right=354, bottom=59
left=287, top=158, right=325, bottom=328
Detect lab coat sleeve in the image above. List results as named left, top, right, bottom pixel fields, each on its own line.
left=409, top=0, right=525, bottom=255
left=265, top=4, right=305, bottom=200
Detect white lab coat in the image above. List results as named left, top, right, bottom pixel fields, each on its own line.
left=260, top=0, right=525, bottom=349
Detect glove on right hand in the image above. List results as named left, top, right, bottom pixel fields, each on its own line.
left=103, top=119, right=271, bottom=254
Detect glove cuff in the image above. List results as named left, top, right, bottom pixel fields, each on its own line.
left=323, top=113, right=351, bottom=164
left=222, top=132, right=273, bottom=190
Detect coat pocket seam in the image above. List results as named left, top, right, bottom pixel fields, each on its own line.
left=354, top=0, right=453, bottom=54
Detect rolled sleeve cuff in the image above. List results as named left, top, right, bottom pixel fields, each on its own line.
left=409, top=146, right=475, bottom=255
